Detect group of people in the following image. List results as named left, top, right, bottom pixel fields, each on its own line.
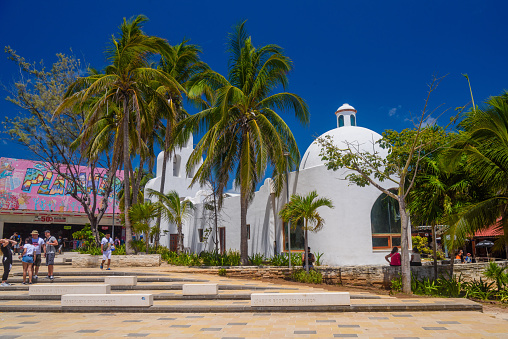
left=385, top=247, right=423, bottom=266
left=455, top=249, right=473, bottom=263
left=1, top=230, right=58, bottom=285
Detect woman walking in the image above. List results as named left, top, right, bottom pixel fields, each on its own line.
left=19, top=238, right=35, bottom=285
left=1, top=237, right=17, bottom=286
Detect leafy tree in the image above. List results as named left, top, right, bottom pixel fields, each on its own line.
left=279, top=191, right=333, bottom=272
left=148, top=189, right=194, bottom=253
left=2, top=47, right=118, bottom=245
left=444, top=92, right=508, bottom=259
left=56, top=15, right=181, bottom=253
left=152, top=40, right=209, bottom=246
left=318, top=78, right=448, bottom=293
left=182, top=21, right=309, bottom=264
left=129, top=201, right=160, bottom=253
left=484, top=262, right=508, bottom=292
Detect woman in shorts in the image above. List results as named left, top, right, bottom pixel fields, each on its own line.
left=19, top=238, right=34, bottom=284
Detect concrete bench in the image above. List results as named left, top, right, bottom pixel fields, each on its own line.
left=61, top=294, right=152, bottom=307
left=251, top=292, right=350, bottom=307
left=29, top=284, right=111, bottom=296
left=182, top=283, right=218, bottom=295
left=104, top=276, right=137, bottom=286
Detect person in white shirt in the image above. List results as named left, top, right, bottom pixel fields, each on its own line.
left=30, top=230, right=45, bottom=280
left=100, top=234, right=114, bottom=270
left=19, top=238, right=35, bottom=284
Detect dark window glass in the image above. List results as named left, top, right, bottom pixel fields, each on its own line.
left=371, top=193, right=401, bottom=234
left=198, top=229, right=203, bottom=242
left=350, top=115, right=356, bottom=126
left=247, top=224, right=250, bottom=240
left=338, top=115, right=344, bottom=127
left=283, top=220, right=305, bottom=251
left=372, top=237, right=389, bottom=247
left=392, top=237, right=401, bottom=247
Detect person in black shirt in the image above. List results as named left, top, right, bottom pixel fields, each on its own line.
left=1, top=238, right=17, bottom=286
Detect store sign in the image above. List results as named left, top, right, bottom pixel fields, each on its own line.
left=64, top=226, right=72, bottom=230
left=101, top=226, right=109, bottom=230
left=33, top=215, right=67, bottom=223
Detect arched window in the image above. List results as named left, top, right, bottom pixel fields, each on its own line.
left=173, top=155, right=181, bottom=177
left=350, top=115, right=356, bottom=126
left=371, top=193, right=401, bottom=249
left=338, top=115, right=344, bottom=127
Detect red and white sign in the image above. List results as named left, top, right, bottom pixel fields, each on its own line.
left=33, top=215, right=67, bottom=223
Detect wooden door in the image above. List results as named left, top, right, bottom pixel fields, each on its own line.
left=169, top=234, right=178, bottom=252
left=219, top=227, right=226, bottom=254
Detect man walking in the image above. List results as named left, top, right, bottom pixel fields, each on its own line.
left=31, top=230, right=45, bottom=280
left=44, top=230, right=57, bottom=280
left=100, top=233, right=114, bottom=270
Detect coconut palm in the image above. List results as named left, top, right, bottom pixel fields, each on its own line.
left=445, top=92, right=508, bottom=259
left=279, top=191, right=334, bottom=272
left=147, top=189, right=194, bottom=253
left=55, top=15, right=182, bottom=253
left=129, top=201, right=160, bottom=253
left=408, top=157, right=473, bottom=278
left=183, top=21, right=309, bottom=264
left=151, top=41, right=209, bottom=246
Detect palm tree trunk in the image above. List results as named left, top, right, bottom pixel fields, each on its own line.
left=155, top=124, right=171, bottom=248
left=122, top=100, right=134, bottom=255
left=177, top=222, right=183, bottom=254
left=432, top=224, right=438, bottom=280
left=399, top=198, right=411, bottom=294
left=304, top=220, right=309, bottom=273
left=240, top=189, right=248, bottom=265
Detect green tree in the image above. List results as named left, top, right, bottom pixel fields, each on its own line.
left=444, top=92, right=508, bottom=259
left=152, top=40, right=209, bottom=246
left=129, top=201, right=160, bottom=253
left=2, top=47, right=118, bottom=245
left=182, top=21, right=309, bottom=264
left=56, top=15, right=181, bottom=254
left=318, top=78, right=448, bottom=293
left=408, top=155, right=478, bottom=278
left=279, top=191, right=334, bottom=272
left=484, top=262, right=508, bottom=292
left=148, top=189, right=194, bottom=253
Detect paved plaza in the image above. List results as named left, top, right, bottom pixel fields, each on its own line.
left=0, top=258, right=507, bottom=338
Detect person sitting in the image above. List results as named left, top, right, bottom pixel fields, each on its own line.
left=385, top=247, right=401, bottom=266
left=410, top=248, right=422, bottom=266
left=302, top=247, right=315, bottom=270
left=464, top=253, right=472, bottom=263
left=455, top=249, right=464, bottom=263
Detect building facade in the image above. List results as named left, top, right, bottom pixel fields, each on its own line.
left=147, top=104, right=407, bottom=265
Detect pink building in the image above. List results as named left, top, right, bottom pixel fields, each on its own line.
left=0, top=157, right=123, bottom=242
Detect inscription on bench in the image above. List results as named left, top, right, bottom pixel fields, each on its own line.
left=251, top=292, right=350, bottom=307
left=29, top=284, right=111, bottom=296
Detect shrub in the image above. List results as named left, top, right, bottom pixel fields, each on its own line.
left=483, top=262, right=508, bottom=291
left=129, top=239, right=145, bottom=254
left=291, top=269, right=323, bottom=284
left=249, top=253, right=265, bottom=266
left=411, top=236, right=432, bottom=256
left=390, top=275, right=402, bottom=293
left=315, top=252, right=324, bottom=266
left=270, top=253, right=289, bottom=266
left=218, top=268, right=227, bottom=276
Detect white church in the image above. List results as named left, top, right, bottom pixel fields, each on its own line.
left=145, top=104, right=406, bottom=266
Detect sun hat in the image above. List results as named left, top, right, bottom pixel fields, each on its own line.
left=31, top=230, right=39, bottom=235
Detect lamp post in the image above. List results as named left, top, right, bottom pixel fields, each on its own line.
left=283, top=152, right=291, bottom=269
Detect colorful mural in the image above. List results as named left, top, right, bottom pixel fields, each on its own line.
left=0, top=157, right=123, bottom=213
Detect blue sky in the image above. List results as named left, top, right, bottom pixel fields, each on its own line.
left=1, top=1, right=507, bottom=182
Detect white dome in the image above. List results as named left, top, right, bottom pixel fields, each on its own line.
left=300, top=126, right=385, bottom=170
left=336, top=103, right=356, bottom=113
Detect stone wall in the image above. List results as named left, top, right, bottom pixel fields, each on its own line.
left=72, top=254, right=161, bottom=268
left=180, top=261, right=508, bottom=288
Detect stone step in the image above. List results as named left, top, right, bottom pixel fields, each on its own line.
left=0, top=302, right=483, bottom=313
left=29, top=284, right=111, bottom=296
left=251, top=292, right=351, bottom=307
left=182, top=284, right=218, bottom=295
left=0, top=284, right=293, bottom=291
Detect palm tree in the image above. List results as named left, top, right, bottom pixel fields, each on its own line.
left=279, top=191, right=334, bottom=272
left=408, top=157, right=472, bottom=278
left=445, top=92, right=508, bottom=259
left=129, top=201, right=160, bottom=253
left=147, top=189, right=194, bottom=253
left=183, top=21, right=309, bottom=264
left=152, top=41, right=209, bottom=246
left=55, top=15, right=182, bottom=253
